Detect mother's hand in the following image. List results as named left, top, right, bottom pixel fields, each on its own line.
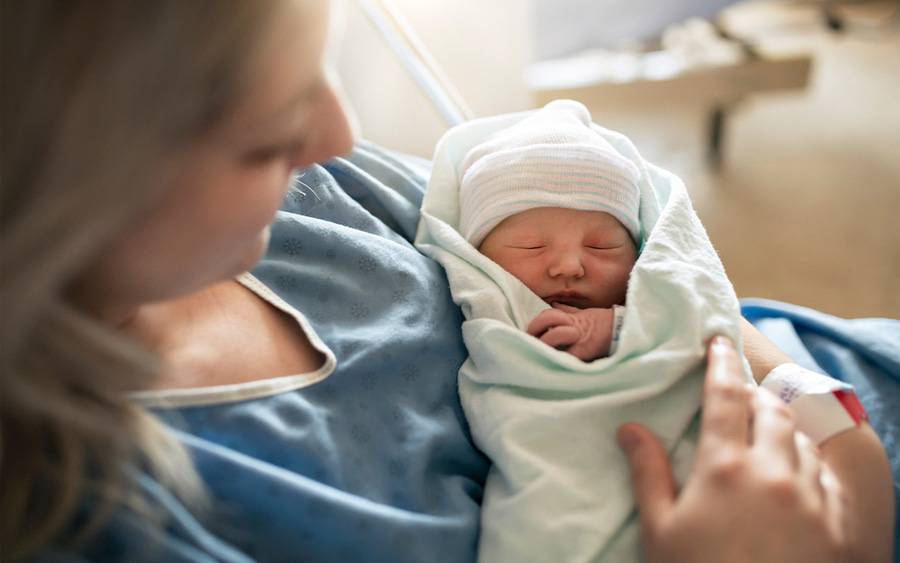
left=617, top=336, right=851, bottom=563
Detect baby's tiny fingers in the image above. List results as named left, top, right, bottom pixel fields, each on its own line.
left=527, top=309, right=573, bottom=336
left=567, top=332, right=611, bottom=361
left=551, top=303, right=580, bottom=313
left=540, top=325, right=580, bottom=349
left=566, top=342, right=598, bottom=361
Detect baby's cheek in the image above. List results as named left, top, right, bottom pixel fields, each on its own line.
left=609, top=257, right=634, bottom=282
left=497, top=259, right=534, bottom=284
left=599, top=263, right=632, bottom=302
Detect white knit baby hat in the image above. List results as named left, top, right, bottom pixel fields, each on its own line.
left=458, top=99, right=641, bottom=248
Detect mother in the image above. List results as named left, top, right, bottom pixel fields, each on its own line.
left=1, top=1, right=892, bottom=561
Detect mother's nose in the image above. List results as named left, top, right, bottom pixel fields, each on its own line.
left=299, top=78, right=356, bottom=166
left=548, top=251, right=585, bottom=279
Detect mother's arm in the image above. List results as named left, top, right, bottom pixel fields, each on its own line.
left=740, top=318, right=895, bottom=561
left=618, top=336, right=896, bottom=562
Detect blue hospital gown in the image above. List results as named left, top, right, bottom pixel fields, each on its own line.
left=39, top=142, right=489, bottom=562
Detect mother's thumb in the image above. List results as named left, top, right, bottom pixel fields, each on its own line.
left=617, top=424, right=676, bottom=526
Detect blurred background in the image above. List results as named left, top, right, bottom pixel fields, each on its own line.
left=333, top=0, right=900, bottom=318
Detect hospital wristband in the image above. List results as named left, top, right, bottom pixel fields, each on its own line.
left=609, top=305, right=626, bottom=355
left=760, top=363, right=867, bottom=444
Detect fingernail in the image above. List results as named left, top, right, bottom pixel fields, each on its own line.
left=710, top=335, right=733, bottom=354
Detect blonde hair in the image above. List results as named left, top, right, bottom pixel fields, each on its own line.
left=1, top=1, right=280, bottom=557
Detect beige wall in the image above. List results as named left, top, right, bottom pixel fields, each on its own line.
left=335, top=0, right=532, bottom=158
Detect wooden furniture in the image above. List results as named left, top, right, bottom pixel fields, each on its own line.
left=530, top=49, right=813, bottom=167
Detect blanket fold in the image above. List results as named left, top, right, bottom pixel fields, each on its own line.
left=415, top=109, right=749, bottom=562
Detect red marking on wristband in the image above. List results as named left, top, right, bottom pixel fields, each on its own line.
left=832, top=389, right=868, bottom=424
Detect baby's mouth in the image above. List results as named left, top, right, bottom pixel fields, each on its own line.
left=545, top=291, right=587, bottom=307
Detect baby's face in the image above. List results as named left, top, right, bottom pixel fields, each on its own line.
left=479, top=207, right=637, bottom=309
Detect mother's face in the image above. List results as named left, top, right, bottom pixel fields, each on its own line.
left=76, top=0, right=353, bottom=320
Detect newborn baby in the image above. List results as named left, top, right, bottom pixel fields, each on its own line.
left=416, top=98, right=740, bottom=562
left=458, top=100, right=641, bottom=360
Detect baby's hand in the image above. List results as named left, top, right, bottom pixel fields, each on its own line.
left=527, top=304, right=615, bottom=361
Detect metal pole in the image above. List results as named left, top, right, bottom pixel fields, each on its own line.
left=356, top=0, right=474, bottom=128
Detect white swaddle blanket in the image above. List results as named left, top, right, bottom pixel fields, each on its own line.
left=414, top=108, right=750, bottom=562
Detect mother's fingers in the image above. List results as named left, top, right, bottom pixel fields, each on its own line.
left=818, top=466, right=848, bottom=544
left=752, top=387, right=799, bottom=471
left=794, top=431, right=826, bottom=501
left=617, top=424, right=677, bottom=532
left=698, top=336, right=753, bottom=452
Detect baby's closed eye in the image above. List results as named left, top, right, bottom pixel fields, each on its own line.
left=585, top=243, right=622, bottom=251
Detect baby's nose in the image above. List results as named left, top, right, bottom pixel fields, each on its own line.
left=548, top=252, right=585, bottom=279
